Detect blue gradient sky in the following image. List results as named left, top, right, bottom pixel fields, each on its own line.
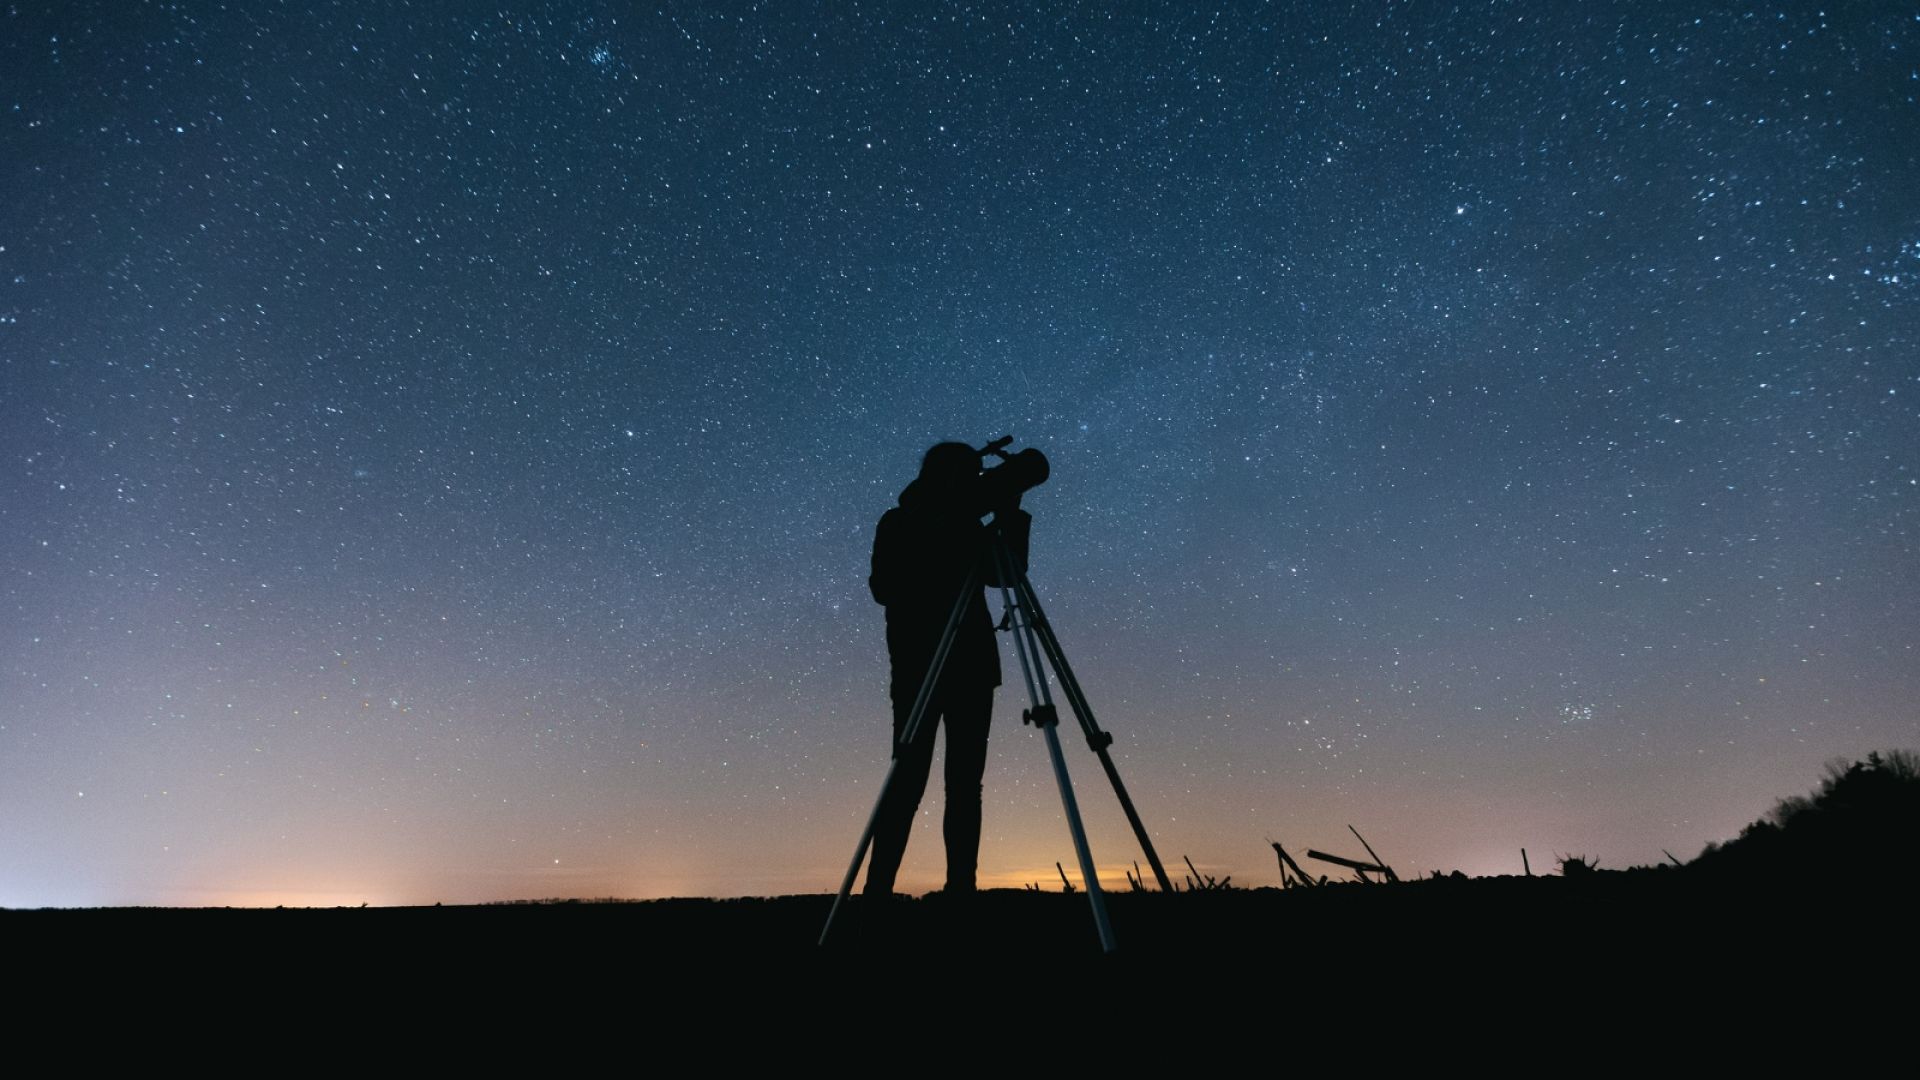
left=3, top=1, right=1914, bottom=906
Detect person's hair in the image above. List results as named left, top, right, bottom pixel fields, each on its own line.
left=919, top=441, right=977, bottom=481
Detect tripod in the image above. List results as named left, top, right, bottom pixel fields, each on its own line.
left=818, top=520, right=1174, bottom=952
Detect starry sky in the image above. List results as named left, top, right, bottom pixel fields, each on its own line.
left=3, top=2, right=1915, bottom=907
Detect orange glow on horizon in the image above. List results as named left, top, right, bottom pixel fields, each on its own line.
left=154, top=888, right=401, bottom=909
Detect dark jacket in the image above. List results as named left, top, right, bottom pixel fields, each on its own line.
left=870, top=480, right=1030, bottom=705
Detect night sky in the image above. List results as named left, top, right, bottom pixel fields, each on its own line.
left=3, top=2, right=1915, bottom=907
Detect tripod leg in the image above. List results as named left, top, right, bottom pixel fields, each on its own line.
left=819, top=757, right=899, bottom=944
left=819, top=566, right=981, bottom=946
left=1014, top=573, right=1177, bottom=895
left=1039, top=719, right=1116, bottom=953
left=994, top=544, right=1116, bottom=953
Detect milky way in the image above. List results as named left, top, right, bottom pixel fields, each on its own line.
left=3, top=2, right=1914, bottom=905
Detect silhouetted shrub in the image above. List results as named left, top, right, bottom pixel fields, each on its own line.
left=1557, top=854, right=1599, bottom=877
left=1692, top=750, right=1920, bottom=888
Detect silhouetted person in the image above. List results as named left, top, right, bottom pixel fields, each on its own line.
left=864, top=441, right=1029, bottom=898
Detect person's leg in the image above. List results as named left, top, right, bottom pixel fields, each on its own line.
left=941, top=685, right=995, bottom=893
left=865, top=689, right=939, bottom=898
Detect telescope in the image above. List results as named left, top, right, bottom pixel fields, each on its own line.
left=975, top=436, right=1049, bottom=513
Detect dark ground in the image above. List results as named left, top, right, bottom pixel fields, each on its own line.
left=10, top=872, right=1904, bottom=1028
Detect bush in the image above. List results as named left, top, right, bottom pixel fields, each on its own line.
left=1693, top=750, right=1920, bottom=886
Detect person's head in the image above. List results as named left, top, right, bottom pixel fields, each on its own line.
left=910, top=440, right=983, bottom=503
left=918, top=441, right=980, bottom=495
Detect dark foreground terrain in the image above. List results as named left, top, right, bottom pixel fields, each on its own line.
left=10, top=872, right=1903, bottom=1010
left=8, top=874, right=1907, bottom=1069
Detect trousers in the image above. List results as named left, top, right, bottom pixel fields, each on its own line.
left=863, top=684, right=994, bottom=897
